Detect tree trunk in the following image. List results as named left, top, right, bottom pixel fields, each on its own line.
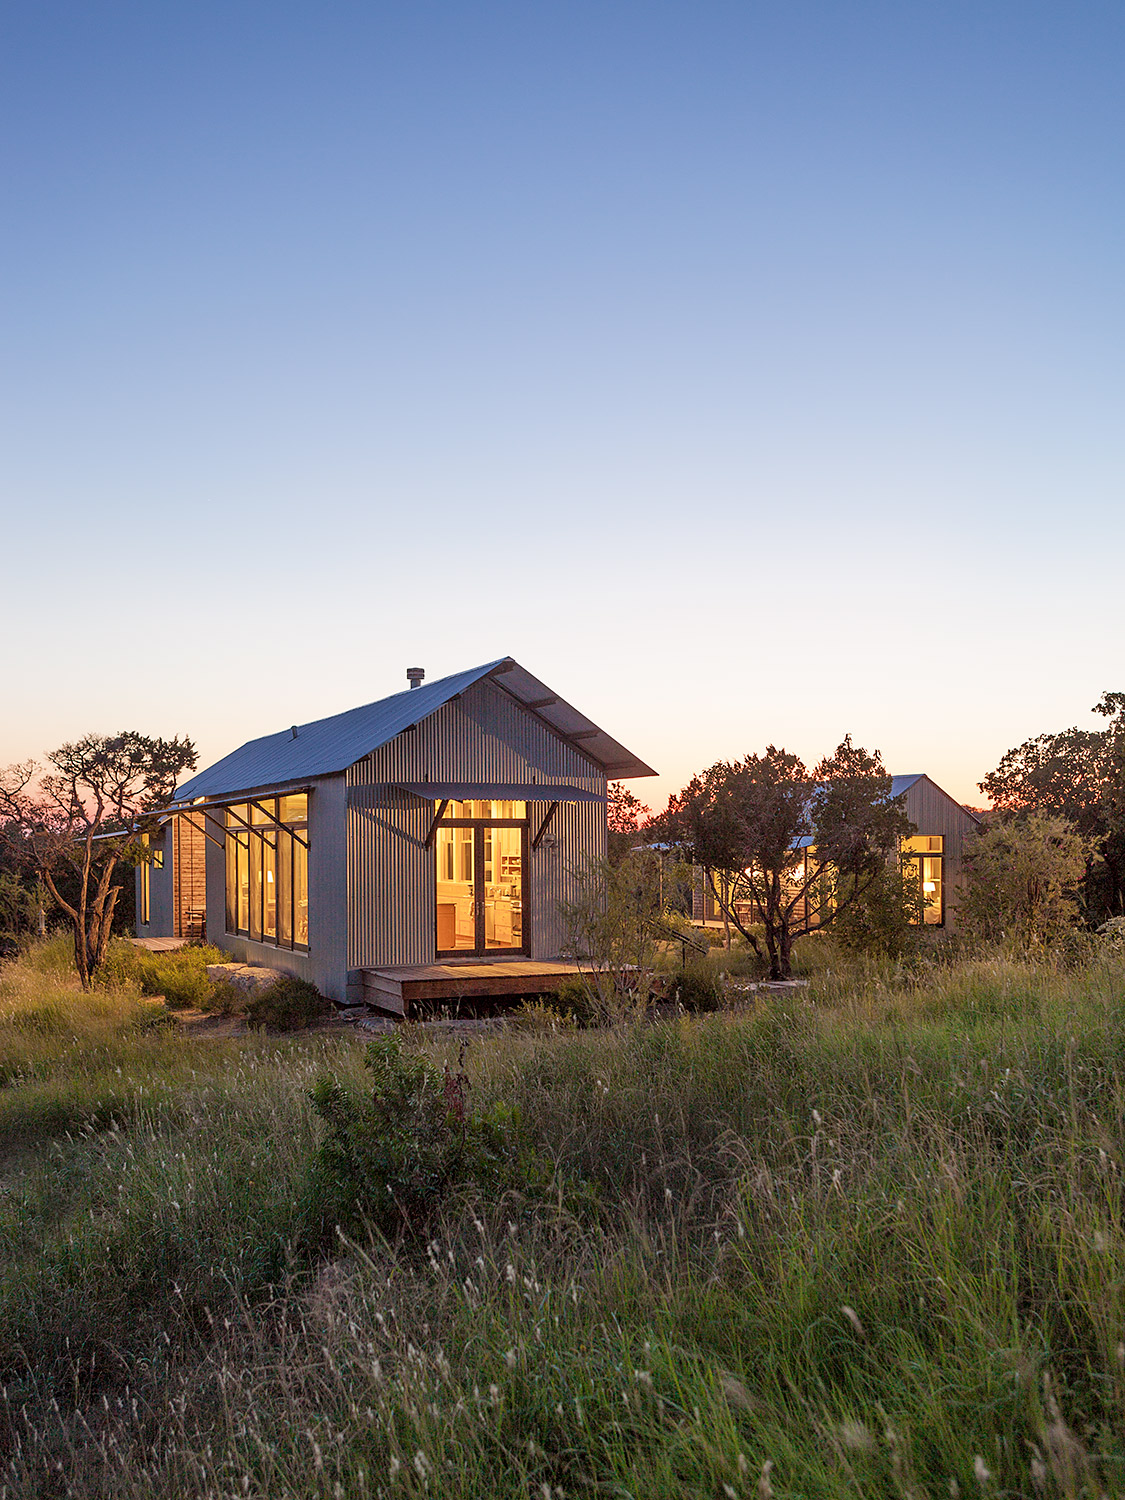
left=71, top=917, right=90, bottom=990
left=762, top=870, right=793, bottom=980
left=777, top=925, right=793, bottom=980
left=763, top=924, right=781, bottom=980
left=1104, top=851, right=1125, bottom=918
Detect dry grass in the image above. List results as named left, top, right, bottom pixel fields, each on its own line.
left=1, top=939, right=1124, bottom=1496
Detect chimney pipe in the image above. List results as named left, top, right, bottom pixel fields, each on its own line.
left=407, top=667, right=425, bottom=690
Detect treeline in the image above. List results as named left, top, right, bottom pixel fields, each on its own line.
left=606, top=689, right=1125, bottom=975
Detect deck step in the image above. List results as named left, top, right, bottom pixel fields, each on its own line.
left=359, top=960, right=584, bottom=1013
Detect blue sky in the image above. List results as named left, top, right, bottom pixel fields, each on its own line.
left=1, top=1, right=1122, bottom=809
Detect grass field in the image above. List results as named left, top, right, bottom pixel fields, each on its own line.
left=2, top=936, right=1124, bottom=1497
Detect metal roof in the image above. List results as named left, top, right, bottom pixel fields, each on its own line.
left=785, top=775, right=925, bottom=850
left=174, top=657, right=656, bottom=803
left=890, top=774, right=922, bottom=797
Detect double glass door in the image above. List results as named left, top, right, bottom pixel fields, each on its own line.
left=435, top=801, right=527, bottom=956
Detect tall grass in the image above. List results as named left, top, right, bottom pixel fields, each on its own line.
left=1, top=941, right=1124, bottom=1496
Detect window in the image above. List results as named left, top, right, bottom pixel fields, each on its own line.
left=138, top=832, right=163, bottom=926
left=139, top=847, right=150, bottom=926
left=902, top=834, right=943, bottom=925
left=434, top=800, right=527, bottom=955
left=225, top=793, right=309, bottom=949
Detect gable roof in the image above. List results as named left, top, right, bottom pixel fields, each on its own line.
left=174, top=657, right=656, bottom=803
left=890, top=774, right=923, bottom=797
left=787, top=772, right=976, bottom=848
left=893, top=772, right=982, bottom=824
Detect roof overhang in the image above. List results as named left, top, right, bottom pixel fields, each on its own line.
left=484, top=659, right=656, bottom=779
left=393, top=781, right=606, bottom=802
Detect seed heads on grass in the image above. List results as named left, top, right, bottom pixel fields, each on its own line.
left=840, top=1305, right=866, bottom=1338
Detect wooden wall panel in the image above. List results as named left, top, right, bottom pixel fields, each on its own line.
left=173, top=816, right=207, bottom=939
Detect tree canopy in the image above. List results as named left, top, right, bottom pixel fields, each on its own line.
left=663, top=737, right=911, bottom=978
left=979, top=692, right=1125, bottom=921
left=0, top=731, right=197, bottom=986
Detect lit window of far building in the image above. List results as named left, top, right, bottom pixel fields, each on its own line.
left=138, top=832, right=163, bottom=926
left=225, top=794, right=309, bottom=950
left=902, top=834, right=943, bottom=925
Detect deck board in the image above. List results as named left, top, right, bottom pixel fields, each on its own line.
left=361, top=959, right=584, bottom=1013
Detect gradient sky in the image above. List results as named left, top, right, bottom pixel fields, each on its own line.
left=1, top=1, right=1122, bottom=812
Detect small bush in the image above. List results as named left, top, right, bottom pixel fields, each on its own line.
left=693, top=924, right=733, bottom=949
left=668, top=963, right=724, bottom=1013
left=98, top=940, right=227, bottom=1008
left=508, top=998, right=577, bottom=1032
left=244, top=976, right=331, bottom=1031
left=205, top=980, right=248, bottom=1017
left=553, top=976, right=601, bottom=1026
left=830, top=867, right=920, bottom=961
left=305, top=1036, right=517, bottom=1242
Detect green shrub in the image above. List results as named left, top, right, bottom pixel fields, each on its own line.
left=667, top=962, right=724, bottom=1012
left=98, top=940, right=227, bottom=1008
left=305, top=1036, right=517, bottom=1243
left=830, top=866, right=920, bottom=961
left=508, top=998, right=577, bottom=1032
left=204, top=980, right=247, bottom=1017
left=553, top=976, right=601, bottom=1026
left=245, top=976, right=331, bottom=1031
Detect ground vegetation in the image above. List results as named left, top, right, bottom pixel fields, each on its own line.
left=2, top=936, right=1125, bottom=1496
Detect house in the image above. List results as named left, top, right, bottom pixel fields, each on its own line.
left=692, top=773, right=981, bottom=930
left=137, top=658, right=655, bottom=1009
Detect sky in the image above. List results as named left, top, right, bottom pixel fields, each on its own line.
left=1, top=0, right=1122, bottom=812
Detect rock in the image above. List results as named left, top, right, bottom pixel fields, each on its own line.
left=205, top=962, right=286, bottom=996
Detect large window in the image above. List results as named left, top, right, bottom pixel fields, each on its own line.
left=902, top=834, right=943, bottom=925
left=225, top=793, right=309, bottom=949
left=434, top=800, right=527, bottom=955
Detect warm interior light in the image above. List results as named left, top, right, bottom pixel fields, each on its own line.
left=923, top=881, right=936, bottom=893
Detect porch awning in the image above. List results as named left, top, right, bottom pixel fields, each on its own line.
left=392, top=782, right=606, bottom=802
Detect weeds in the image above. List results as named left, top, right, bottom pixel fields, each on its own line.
left=305, top=1037, right=519, bottom=1245
left=1, top=939, right=1124, bottom=1496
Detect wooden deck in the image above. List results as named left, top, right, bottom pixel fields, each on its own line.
left=360, top=959, right=585, bottom=1016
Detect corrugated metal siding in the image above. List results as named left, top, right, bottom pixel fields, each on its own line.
left=528, top=796, right=606, bottom=959
left=901, top=776, right=980, bottom=929
left=348, top=785, right=434, bottom=968
left=347, top=679, right=606, bottom=968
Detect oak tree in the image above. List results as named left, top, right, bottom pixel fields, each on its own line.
left=0, top=731, right=197, bottom=987
left=665, top=738, right=912, bottom=979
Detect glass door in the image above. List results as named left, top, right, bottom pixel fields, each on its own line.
left=435, top=802, right=527, bottom=957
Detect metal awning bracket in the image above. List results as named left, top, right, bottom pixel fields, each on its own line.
left=425, top=799, right=450, bottom=848
left=532, top=801, right=560, bottom=850
left=221, top=798, right=309, bottom=849
left=175, top=807, right=231, bottom=850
